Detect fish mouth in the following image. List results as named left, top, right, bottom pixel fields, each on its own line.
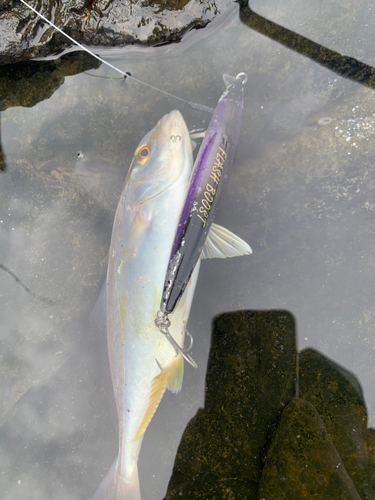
left=153, top=110, right=190, bottom=149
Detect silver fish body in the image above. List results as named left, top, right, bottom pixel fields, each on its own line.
left=90, top=110, right=197, bottom=500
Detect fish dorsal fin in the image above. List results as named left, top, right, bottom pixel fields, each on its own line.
left=223, top=74, right=236, bottom=87
left=202, top=223, right=252, bottom=259
left=132, top=355, right=184, bottom=442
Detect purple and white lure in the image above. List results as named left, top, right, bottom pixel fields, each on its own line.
left=155, top=72, right=250, bottom=367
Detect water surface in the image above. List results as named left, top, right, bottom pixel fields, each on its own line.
left=1, top=1, right=375, bottom=498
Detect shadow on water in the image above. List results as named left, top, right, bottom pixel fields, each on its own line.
left=238, top=2, right=375, bottom=89
left=164, top=311, right=375, bottom=500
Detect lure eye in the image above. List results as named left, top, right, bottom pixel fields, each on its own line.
left=135, top=144, right=150, bottom=165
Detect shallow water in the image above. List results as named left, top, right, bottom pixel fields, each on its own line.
left=1, top=1, right=375, bottom=499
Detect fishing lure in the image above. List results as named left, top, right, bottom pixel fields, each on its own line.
left=155, top=72, right=251, bottom=367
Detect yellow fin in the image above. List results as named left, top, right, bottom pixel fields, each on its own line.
left=166, top=353, right=184, bottom=394
left=132, top=355, right=184, bottom=441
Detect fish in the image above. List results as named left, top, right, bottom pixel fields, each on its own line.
left=90, top=109, right=250, bottom=500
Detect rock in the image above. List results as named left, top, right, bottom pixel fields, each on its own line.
left=164, top=310, right=297, bottom=500
left=258, top=398, right=362, bottom=500
left=299, top=349, right=374, bottom=499
left=367, top=428, right=375, bottom=495
left=0, top=51, right=100, bottom=112
left=0, top=0, right=235, bottom=65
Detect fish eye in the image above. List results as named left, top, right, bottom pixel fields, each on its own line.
left=135, top=144, right=150, bottom=165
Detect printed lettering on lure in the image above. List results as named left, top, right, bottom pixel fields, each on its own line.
left=196, top=146, right=227, bottom=227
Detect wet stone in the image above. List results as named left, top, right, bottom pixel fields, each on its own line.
left=258, top=398, right=362, bottom=500
left=367, top=428, right=375, bottom=493
left=164, top=310, right=297, bottom=500
left=0, top=0, right=234, bottom=64
left=299, top=348, right=375, bottom=499
left=0, top=52, right=100, bottom=112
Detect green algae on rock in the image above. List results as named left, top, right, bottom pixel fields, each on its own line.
left=299, top=349, right=375, bottom=500
left=258, top=398, right=362, bottom=500
left=367, top=428, right=375, bottom=497
left=0, top=52, right=100, bottom=112
left=164, top=310, right=297, bottom=500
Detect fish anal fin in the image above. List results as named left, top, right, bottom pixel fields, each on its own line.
left=202, top=222, right=252, bottom=259
left=132, top=355, right=184, bottom=442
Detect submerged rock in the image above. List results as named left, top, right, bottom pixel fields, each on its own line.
left=164, top=319, right=375, bottom=500
left=299, top=349, right=375, bottom=500
left=0, top=51, right=100, bottom=112
left=367, top=428, right=375, bottom=491
left=259, top=349, right=375, bottom=499
left=164, top=310, right=297, bottom=500
left=0, top=0, right=234, bottom=65
left=258, top=398, right=362, bottom=500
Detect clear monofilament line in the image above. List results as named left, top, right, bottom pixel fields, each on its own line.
left=19, top=0, right=214, bottom=113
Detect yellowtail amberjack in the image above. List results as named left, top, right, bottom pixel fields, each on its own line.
left=90, top=110, right=251, bottom=500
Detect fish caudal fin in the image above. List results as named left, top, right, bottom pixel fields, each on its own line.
left=90, top=459, right=141, bottom=500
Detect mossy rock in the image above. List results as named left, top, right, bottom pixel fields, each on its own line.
left=299, top=349, right=374, bottom=499
left=0, top=52, right=100, bottom=112
left=165, top=310, right=297, bottom=499
left=258, top=398, right=362, bottom=500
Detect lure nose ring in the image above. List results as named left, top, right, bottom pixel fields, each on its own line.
left=236, top=72, right=248, bottom=84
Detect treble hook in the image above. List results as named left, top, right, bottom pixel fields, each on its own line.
left=184, top=330, right=194, bottom=352
left=155, top=311, right=198, bottom=369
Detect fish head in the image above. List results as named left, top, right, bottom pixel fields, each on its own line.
left=124, top=110, right=193, bottom=205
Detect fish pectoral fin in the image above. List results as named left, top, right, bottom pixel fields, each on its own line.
left=202, top=223, right=252, bottom=259
left=132, top=355, right=184, bottom=442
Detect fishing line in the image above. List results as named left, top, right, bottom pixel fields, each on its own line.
left=83, top=72, right=125, bottom=80
left=19, top=0, right=214, bottom=113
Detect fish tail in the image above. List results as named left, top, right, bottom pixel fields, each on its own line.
left=90, top=458, right=141, bottom=500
